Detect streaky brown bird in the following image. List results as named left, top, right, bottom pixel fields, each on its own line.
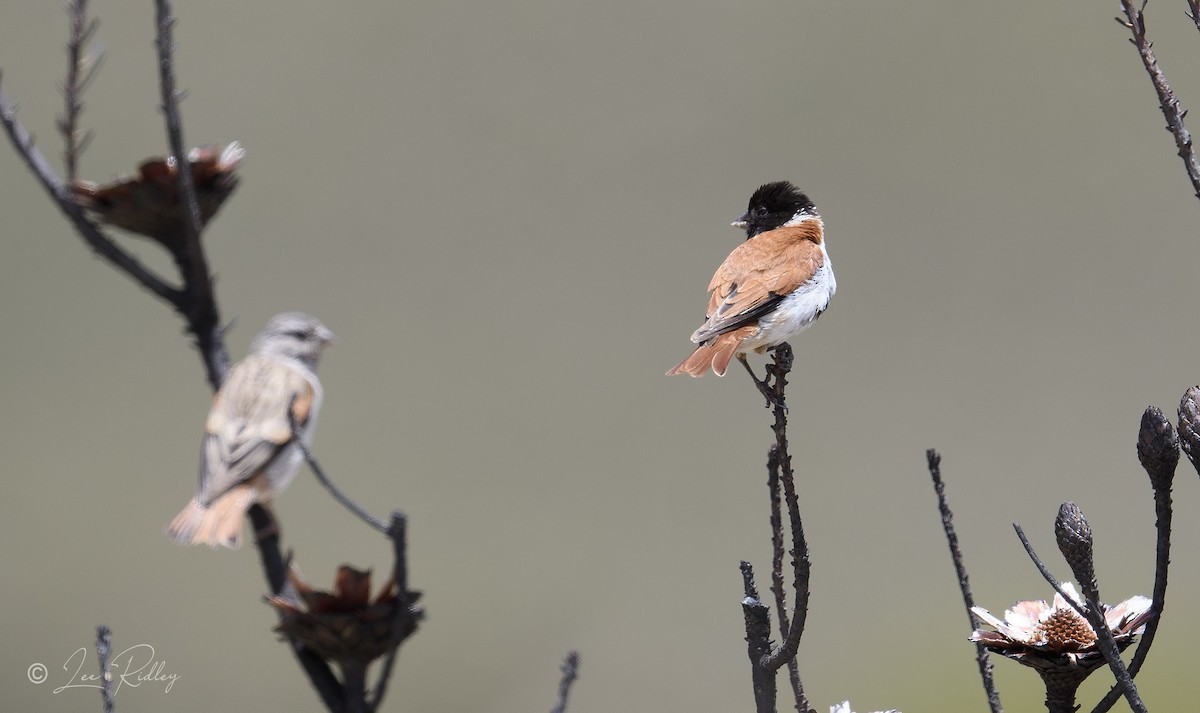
left=166, top=312, right=334, bottom=549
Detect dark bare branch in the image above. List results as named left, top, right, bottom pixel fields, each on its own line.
left=287, top=397, right=390, bottom=534
left=548, top=651, right=581, bottom=713
left=926, top=450, right=1002, bottom=713
left=766, top=437, right=804, bottom=705
left=368, top=513, right=424, bottom=713
left=95, top=625, right=114, bottom=713
left=736, top=345, right=810, bottom=713
left=1115, top=0, right=1200, bottom=200
left=1091, top=407, right=1177, bottom=713
left=741, top=562, right=779, bottom=713
left=1187, top=0, right=1200, bottom=33
left=757, top=349, right=809, bottom=680
left=153, top=0, right=202, bottom=246
left=59, top=0, right=101, bottom=184
left=153, top=0, right=229, bottom=388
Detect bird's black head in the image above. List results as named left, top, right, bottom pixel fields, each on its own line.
left=732, top=181, right=817, bottom=238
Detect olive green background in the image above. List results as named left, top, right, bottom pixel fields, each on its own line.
left=2, top=2, right=1198, bottom=711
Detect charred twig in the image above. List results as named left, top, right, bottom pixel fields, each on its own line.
left=926, top=449, right=1002, bottom=713
left=1092, top=406, right=1177, bottom=713
left=766, top=435, right=803, bottom=703
left=759, top=347, right=809, bottom=678
left=287, top=397, right=390, bottom=534
left=1115, top=0, right=1200, bottom=200
left=59, top=0, right=101, bottom=184
left=761, top=448, right=809, bottom=676
left=1180, top=0, right=1200, bottom=33
left=738, top=355, right=785, bottom=411
left=95, top=625, right=114, bottom=713
left=548, top=651, right=581, bottom=713
left=738, top=344, right=810, bottom=713
left=1189, top=0, right=1200, bottom=34
left=153, top=0, right=228, bottom=387
left=153, top=0, right=201, bottom=254
left=741, top=562, right=779, bottom=713
left=368, top=513, right=423, bottom=713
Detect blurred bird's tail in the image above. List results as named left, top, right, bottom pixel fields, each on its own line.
left=165, top=485, right=257, bottom=549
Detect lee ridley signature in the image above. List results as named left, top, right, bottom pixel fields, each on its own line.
left=34, top=644, right=180, bottom=695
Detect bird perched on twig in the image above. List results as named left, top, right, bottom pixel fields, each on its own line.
left=166, top=312, right=334, bottom=549
left=667, top=181, right=835, bottom=385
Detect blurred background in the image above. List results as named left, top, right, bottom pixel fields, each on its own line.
left=2, top=2, right=1198, bottom=711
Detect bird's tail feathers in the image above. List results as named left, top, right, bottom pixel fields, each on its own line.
left=666, top=327, right=754, bottom=377
left=165, top=485, right=258, bottom=549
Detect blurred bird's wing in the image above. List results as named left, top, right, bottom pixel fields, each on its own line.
left=691, top=225, right=825, bottom=344
left=196, top=354, right=316, bottom=506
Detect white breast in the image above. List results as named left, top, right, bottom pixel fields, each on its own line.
left=740, top=243, right=835, bottom=354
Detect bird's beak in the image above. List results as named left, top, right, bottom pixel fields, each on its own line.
left=731, top=212, right=749, bottom=230
left=318, top=327, right=336, bottom=346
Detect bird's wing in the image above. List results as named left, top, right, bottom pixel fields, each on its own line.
left=196, top=355, right=316, bottom=506
left=691, top=226, right=825, bottom=344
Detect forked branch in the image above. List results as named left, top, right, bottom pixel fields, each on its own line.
left=739, top=344, right=811, bottom=713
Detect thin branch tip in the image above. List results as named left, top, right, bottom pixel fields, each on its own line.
left=286, top=396, right=390, bottom=534
left=927, top=448, right=1002, bottom=712
left=549, top=651, right=582, bottom=713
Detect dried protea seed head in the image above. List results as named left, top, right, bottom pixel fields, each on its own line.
left=1037, top=607, right=1098, bottom=650
left=72, top=141, right=243, bottom=247
left=1055, top=502, right=1097, bottom=597
left=970, top=583, right=1152, bottom=691
left=1138, top=405, right=1178, bottom=492
left=1177, top=387, right=1200, bottom=478
left=266, top=563, right=423, bottom=664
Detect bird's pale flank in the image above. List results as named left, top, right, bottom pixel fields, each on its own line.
left=166, top=312, right=334, bottom=549
left=668, top=181, right=835, bottom=378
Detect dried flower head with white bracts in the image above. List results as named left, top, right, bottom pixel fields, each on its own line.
left=970, top=582, right=1152, bottom=671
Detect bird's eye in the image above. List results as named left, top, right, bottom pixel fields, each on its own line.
left=754, top=206, right=769, bottom=217
left=287, top=329, right=309, bottom=340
